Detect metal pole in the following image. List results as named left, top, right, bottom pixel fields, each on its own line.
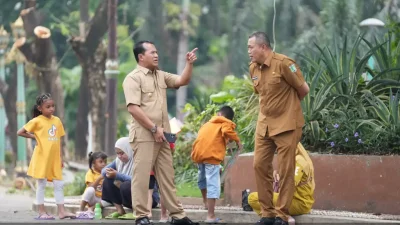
left=104, top=0, right=119, bottom=156
left=0, top=50, right=5, bottom=169
left=16, top=53, right=26, bottom=170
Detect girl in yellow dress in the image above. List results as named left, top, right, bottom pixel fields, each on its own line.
left=17, top=93, right=76, bottom=220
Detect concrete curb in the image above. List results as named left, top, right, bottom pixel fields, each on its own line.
left=37, top=196, right=225, bottom=207
left=32, top=202, right=400, bottom=224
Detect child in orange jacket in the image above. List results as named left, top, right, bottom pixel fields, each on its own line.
left=191, top=106, right=242, bottom=223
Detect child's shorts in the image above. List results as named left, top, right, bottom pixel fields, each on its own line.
left=197, top=163, right=221, bottom=199
left=82, top=187, right=111, bottom=207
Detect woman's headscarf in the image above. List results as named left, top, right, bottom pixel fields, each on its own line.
left=296, top=143, right=315, bottom=190
left=115, top=137, right=134, bottom=177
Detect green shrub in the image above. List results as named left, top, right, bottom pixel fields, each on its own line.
left=45, top=172, right=86, bottom=197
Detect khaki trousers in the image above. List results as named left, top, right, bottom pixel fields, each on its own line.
left=130, top=141, right=185, bottom=219
left=253, top=128, right=302, bottom=222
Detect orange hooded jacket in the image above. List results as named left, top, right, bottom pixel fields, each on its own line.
left=191, top=116, right=240, bottom=165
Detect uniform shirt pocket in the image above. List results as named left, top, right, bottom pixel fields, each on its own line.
left=141, top=77, right=156, bottom=102
left=268, top=75, right=282, bottom=84
left=142, top=83, right=155, bottom=93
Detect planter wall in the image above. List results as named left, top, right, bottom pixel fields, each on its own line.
left=223, top=153, right=400, bottom=215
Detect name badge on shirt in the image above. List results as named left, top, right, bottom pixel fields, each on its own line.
left=252, top=76, right=258, bottom=80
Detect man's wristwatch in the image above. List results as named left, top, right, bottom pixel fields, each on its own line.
left=150, top=125, right=158, bottom=133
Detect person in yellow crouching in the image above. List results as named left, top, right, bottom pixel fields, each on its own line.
left=248, top=143, right=315, bottom=219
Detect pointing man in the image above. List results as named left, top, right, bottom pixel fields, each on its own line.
left=123, top=40, right=199, bottom=225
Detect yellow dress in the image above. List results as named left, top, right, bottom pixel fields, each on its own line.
left=25, top=115, right=65, bottom=181
left=85, top=169, right=103, bottom=198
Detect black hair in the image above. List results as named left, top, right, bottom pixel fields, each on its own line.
left=32, top=93, right=52, bottom=118
left=88, top=151, right=108, bottom=172
left=133, top=40, right=154, bottom=62
left=248, top=31, right=272, bottom=48
left=218, top=105, right=235, bottom=121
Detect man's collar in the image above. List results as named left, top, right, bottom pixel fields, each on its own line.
left=136, top=65, right=150, bottom=75
left=262, top=51, right=274, bottom=67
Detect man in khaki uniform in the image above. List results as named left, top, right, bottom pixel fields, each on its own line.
left=123, top=40, right=199, bottom=225
left=247, top=32, right=310, bottom=225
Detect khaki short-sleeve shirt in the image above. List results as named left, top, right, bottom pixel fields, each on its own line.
left=249, top=52, right=306, bottom=137
left=123, top=65, right=179, bottom=142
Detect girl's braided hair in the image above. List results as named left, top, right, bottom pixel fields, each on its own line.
left=32, top=93, right=52, bottom=118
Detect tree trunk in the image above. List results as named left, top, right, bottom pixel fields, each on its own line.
left=17, top=7, right=68, bottom=159
left=0, top=64, right=18, bottom=166
left=74, top=0, right=91, bottom=159
left=69, top=0, right=111, bottom=156
left=228, top=0, right=245, bottom=76
left=176, top=0, right=190, bottom=121
left=88, top=44, right=107, bottom=154
left=74, top=74, right=89, bottom=159
left=79, top=0, right=89, bottom=39
left=138, top=0, right=175, bottom=72
left=104, top=0, right=118, bottom=156
left=70, top=43, right=107, bottom=157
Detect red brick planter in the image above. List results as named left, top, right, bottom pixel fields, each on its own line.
left=223, top=153, right=400, bottom=215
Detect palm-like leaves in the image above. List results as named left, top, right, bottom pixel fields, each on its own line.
left=363, top=89, right=400, bottom=131
left=181, top=30, right=400, bottom=155
left=298, top=34, right=400, bottom=151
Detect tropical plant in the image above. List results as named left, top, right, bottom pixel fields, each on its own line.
left=363, top=89, right=400, bottom=153
left=321, top=104, right=384, bottom=154
left=298, top=34, right=400, bottom=149
left=363, top=34, right=400, bottom=82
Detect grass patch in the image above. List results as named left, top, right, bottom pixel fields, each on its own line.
left=176, top=182, right=225, bottom=198
left=6, top=188, right=17, bottom=194
left=45, top=182, right=86, bottom=197
left=45, top=172, right=86, bottom=197
left=6, top=187, right=32, bottom=195
left=45, top=182, right=204, bottom=198
left=176, top=182, right=202, bottom=198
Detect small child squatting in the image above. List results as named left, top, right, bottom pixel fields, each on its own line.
left=76, top=151, right=109, bottom=219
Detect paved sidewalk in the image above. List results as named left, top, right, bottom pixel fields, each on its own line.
left=2, top=186, right=400, bottom=224
left=2, top=209, right=400, bottom=224
left=32, top=199, right=400, bottom=224
left=0, top=186, right=33, bottom=212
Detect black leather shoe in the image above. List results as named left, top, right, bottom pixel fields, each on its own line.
left=273, top=217, right=288, bottom=225
left=255, top=217, right=276, bottom=225
left=135, top=217, right=153, bottom=225
left=170, top=216, right=200, bottom=225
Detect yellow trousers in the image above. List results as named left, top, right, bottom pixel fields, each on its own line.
left=248, top=192, right=310, bottom=216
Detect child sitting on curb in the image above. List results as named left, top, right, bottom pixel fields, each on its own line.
left=76, top=152, right=111, bottom=219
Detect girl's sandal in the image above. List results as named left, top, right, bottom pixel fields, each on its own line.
left=34, top=213, right=55, bottom=220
